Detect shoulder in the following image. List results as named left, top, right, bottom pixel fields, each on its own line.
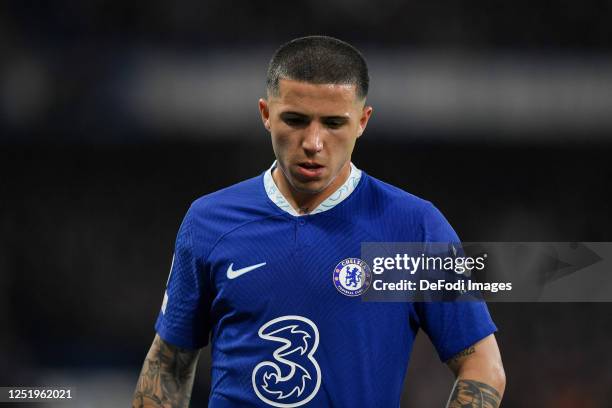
left=360, top=173, right=436, bottom=221
left=178, top=174, right=274, bottom=256
left=357, top=173, right=459, bottom=242
left=189, top=175, right=264, bottom=214
left=363, top=174, right=431, bottom=210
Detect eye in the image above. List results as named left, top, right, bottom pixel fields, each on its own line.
left=284, top=117, right=307, bottom=126
left=281, top=114, right=309, bottom=128
left=323, top=119, right=347, bottom=129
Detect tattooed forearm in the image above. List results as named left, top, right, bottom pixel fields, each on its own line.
left=132, top=335, right=200, bottom=408
left=446, top=379, right=501, bottom=408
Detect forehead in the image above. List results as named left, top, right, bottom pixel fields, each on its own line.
left=270, top=79, right=360, bottom=114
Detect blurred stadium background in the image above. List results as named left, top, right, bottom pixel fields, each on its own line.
left=1, top=1, right=611, bottom=407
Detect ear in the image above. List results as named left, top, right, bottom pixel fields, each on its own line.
left=259, top=98, right=271, bottom=131
left=357, top=105, right=373, bottom=138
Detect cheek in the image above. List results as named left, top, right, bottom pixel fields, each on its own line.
left=270, top=131, right=296, bottom=161
left=329, top=131, right=357, bottom=155
left=273, top=126, right=304, bottom=148
left=271, top=131, right=291, bottom=150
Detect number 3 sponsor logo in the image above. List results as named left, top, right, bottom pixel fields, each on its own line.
left=252, top=315, right=321, bottom=407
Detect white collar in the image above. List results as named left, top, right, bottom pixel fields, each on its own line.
left=263, top=161, right=362, bottom=216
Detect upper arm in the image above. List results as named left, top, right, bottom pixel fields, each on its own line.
left=446, top=334, right=505, bottom=391
left=147, top=334, right=202, bottom=373
left=155, top=206, right=212, bottom=349
left=416, top=203, right=498, bottom=362
left=141, top=334, right=202, bottom=389
left=133, top=335, right=201, bottom=408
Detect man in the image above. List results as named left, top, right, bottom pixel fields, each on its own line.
left=132, top=36, right=505, bottom=408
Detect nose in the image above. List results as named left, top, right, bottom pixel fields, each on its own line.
left=302, top=122, right=323, bottom=155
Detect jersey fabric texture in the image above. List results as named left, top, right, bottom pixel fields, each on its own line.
left=155, top=167, right=497, bottom=408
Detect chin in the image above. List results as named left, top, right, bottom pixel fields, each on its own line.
left=289, top=178, right=329, bottom=195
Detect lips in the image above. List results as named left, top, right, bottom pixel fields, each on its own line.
left=296, top=162, right=325, bottom=179
left=300, top=161, right=323, bottom=169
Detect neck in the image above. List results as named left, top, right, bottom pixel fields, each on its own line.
left=272, top=161, right=351, bottom=215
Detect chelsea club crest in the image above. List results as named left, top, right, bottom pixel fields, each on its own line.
left=333, top=258, right=372, bottom=297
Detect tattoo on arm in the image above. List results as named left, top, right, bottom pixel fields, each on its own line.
left=449, top=346, right=475, bottom=365
left=132, top=335, right=200, bottom=408
left=446, top=379, right=502, bottom=408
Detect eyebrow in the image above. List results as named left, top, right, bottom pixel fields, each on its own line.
left=322, top=116, right=349, bottom=122
left=280, top=111, right=308, bottom=117
left=280, top=111, right=349, bottom=121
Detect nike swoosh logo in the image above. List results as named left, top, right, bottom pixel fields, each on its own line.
left=226, top=262, right=267, bottom=279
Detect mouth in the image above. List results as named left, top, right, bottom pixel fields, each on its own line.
left=296, top=161, right=325, bottom=179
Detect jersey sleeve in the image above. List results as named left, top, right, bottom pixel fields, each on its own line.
left=414, top=203, right=497, bottom=362
left=155, top=206, right=211, bottom=349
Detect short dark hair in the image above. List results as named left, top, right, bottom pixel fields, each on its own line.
left=266, top=35, right=369, bottom=100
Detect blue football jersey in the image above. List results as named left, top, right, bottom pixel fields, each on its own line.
left=155, top=165, right=497, bottom=407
